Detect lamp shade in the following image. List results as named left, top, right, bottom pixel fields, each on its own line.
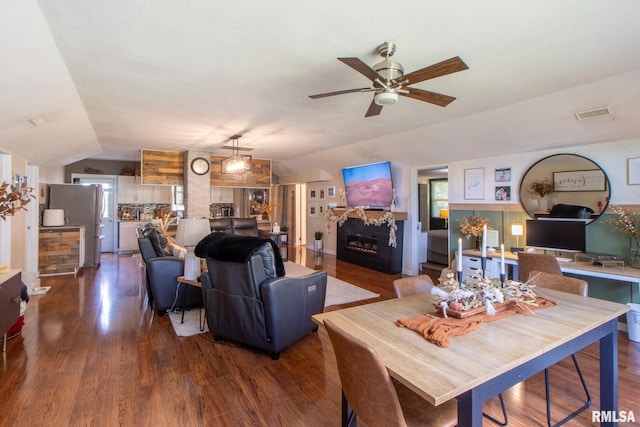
left=176, top=218, right=210, bottom=247
left=511, top=223, right=524, bottom=236
left=439, top=209, right=449, bottom=219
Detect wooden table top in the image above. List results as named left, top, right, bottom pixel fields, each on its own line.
left=312, top=289, right=628, bottom=406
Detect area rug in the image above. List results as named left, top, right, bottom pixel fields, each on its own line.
left=169, top=262, right=379, bottom=337
left=283, top=261, right=379, bottom=307
left=169, top=309, right=208, bottom=337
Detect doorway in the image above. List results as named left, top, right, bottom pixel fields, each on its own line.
left=71, top=174, right=117, bottom=253
left=416, top=167, right=449, bottom=278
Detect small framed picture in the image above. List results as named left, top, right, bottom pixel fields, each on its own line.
left=319, top=204, right=325, bottom=215
left=327, top=186, right=336, bottom=198
left=309, top=204, right=318, bottom=217
left=495, top=167, right=511, bottom=182
left=319, top=187, right=326, bottom=199
left=464, top=168, right=484, bottom=200
left=495, top=186, right=511, bottom=201
left=628, top=158, right=640, bottom=185
left=309, top=187, right=318, bottom=200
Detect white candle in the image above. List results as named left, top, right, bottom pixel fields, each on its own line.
left=481, top=224, right=487, bottom=257
left=500, top=243, right=505, bottom=275
left=457, top=238, right=463, bottom=272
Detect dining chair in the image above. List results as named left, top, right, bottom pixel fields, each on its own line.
left=404, top=264, right=508, bottom=426
left=323, top=318, right=458, bottom=427
left=517, top=252, right=562, bottom=282
left=392, top=275, right=434, bottom=298
left=528, top=271, right=591, bottom=427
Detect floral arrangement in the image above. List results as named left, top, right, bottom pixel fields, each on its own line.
left=434, top=270, right=539, bottom=317
left=527, top=176, right=554, bottom=198
left=607, top=204, right=638, bottom=239
left=326, top=206, right=398, bottom=247
left=458, top=216, right=491, bottom=239
left=0, top=181, right=34, bottom=221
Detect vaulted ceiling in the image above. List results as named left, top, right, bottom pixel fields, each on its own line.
left=2, top=1, right=640, bottom=178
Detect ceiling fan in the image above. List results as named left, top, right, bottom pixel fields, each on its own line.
left=309, top=42, right=468, bottom=117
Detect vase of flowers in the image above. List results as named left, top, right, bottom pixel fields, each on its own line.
left=607, top=205, right=640, bottom=267
left=527, top=176, right=554, bottom=212
left=458, top=216, right=491, bottom=250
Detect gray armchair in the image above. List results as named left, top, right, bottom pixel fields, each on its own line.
left=137, top=225, right=202, bottom=315
left=196, top=233, right=327, bottom=360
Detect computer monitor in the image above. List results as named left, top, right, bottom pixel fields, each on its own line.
left=525, top=219, right=586, bottom=252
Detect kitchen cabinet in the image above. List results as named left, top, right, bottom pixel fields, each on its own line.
left=118, top=176, right=171, bottom=204
left=119, top=221, right=147, bottom=252
left=39, top=226, right=85, bottom=275
left=0, top=269, right=21, bottom=352
left=153, top=186, right=172, bottom=204
left=210, top=187, right=234, bottom=203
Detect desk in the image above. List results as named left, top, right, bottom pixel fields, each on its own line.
left=176, top=276, right=205, bottom=331
left=462, top=249, right=640, bottom=300
left=313, top=290, right=628, bottom=427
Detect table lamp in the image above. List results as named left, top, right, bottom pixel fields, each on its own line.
left=439, top=209, right=449, bottom=228
left=176, top=218, right=210, bottom=280
left=511, top=223, right=524, bottom=253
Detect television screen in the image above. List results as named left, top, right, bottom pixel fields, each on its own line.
left=525, top=219, right=586, bottom=252
left=342, top=161, right=393, bottom=209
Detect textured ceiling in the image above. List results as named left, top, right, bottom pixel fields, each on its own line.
left=1, top=1, right=640, bottom=178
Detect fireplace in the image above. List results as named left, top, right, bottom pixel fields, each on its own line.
left=337, top=218, right=404, bottom=274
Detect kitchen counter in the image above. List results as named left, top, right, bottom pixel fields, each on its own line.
left=39, top=226, right=85, bottom=275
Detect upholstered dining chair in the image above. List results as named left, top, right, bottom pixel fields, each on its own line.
left=392, top=275, right=434, bottom=298
left=323, top=319, right=458, bottom=427
left=517, top=252, right=562, bottom=282
left=528, top=271, right=591, bottom=427
left=408, top=265, right=508, bottom=426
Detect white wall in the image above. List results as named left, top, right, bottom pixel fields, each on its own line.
left=447, top=139, right=640, bottom=205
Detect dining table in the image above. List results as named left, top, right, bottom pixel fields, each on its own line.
left=312, top=288, right=629, bottom=426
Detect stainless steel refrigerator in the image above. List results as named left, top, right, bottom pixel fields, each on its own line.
left=48, top=184, right=104, bottom=267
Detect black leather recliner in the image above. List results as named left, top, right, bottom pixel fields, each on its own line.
left=196, top=233, right=327, bottom=360
left=137, top=225, right=203, bottom=315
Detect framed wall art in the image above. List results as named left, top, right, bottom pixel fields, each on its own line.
left=628, top=157, right=640, bottom=185
left=327, top=186, right=336, bottom=197
left=464, top=168, right=484, bottom=200
left=553, top=169, right=605, bottom=191
left=495, top=167, right=511, bottom=182
left=309, top=204, right=318, bottom=217
left=309, top=187, right=318, bottom=200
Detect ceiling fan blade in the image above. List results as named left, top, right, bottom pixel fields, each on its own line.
left=365, top=99, right=383, bottom=117
left=338, top=57, right=381, bottom=82
left=401, top=56, right=469, bottom=86
left=401, top=87, right=456, bottom=107
left=309, top=87, right=372, bottom=99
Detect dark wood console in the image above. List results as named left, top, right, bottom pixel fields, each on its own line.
left=336, top=218, right=404, bottom=274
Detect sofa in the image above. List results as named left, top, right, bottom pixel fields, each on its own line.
left=195, top=232, right=327, bottom=360
left=137, top=224, right=203, bottom=315
left=209, top=217, right=271, bottom=237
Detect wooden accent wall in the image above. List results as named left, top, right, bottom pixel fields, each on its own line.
left=141, top=150, right=184, bottom=186
left=210, top=156, right=271, bottom=187
left=39, top=227, right=82, bottom=275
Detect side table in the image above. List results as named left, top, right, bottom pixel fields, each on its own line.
left=176, top=276, right=205, bottom=331
left=270, top=232, right=289, bottom=261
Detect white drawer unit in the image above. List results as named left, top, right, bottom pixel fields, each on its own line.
left=461, top=255, right=499, bottom=281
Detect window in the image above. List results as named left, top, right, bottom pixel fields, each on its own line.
left=430, top=179, right=448, bottom=228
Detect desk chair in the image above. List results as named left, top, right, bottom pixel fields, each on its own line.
left=392, top=273, right=508, bottom=426
left=392, top=275, right=434, bottom=298
left=517, top=252, right=562, bottom=283
left=528, top=271, right=591, bottom=427
left=324, top=319, right=457, bottom=427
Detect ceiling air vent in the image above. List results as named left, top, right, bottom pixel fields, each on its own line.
left=574, top=106, right=613, bottom=121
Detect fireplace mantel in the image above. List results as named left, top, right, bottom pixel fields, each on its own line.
left=329, top=208, right=407, bottom=221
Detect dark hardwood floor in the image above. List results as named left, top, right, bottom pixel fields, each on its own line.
left=1, top=247, right=639, bottom=426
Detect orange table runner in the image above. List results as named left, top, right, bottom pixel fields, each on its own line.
left=397, top=298, right=556, bottom=348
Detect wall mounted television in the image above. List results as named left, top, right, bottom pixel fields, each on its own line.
left=342, top=161, right=393, bottom=209
left=525, top=219, right=587, bottom=253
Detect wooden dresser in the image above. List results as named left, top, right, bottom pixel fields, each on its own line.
left=0, top=269, right=21, bottom=352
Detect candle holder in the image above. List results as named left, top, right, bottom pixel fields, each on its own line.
left=500, top=273, right=506, bottom=288
left=481, top=256, right=487, bottom=278
left=457, top=270, right=463, bottom=284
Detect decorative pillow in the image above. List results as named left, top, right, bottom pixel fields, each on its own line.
left=169, top=243, right=187, bottom=258
left=141, top=224, right=172, bottom=256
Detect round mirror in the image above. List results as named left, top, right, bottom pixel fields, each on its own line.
left=519, top=153, right=610, bottom=222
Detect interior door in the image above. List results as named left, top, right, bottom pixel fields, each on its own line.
left=72, top=174, right=117, bottom=253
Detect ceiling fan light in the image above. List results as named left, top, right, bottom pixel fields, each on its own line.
left=374, top=91, right=398, bottom=106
